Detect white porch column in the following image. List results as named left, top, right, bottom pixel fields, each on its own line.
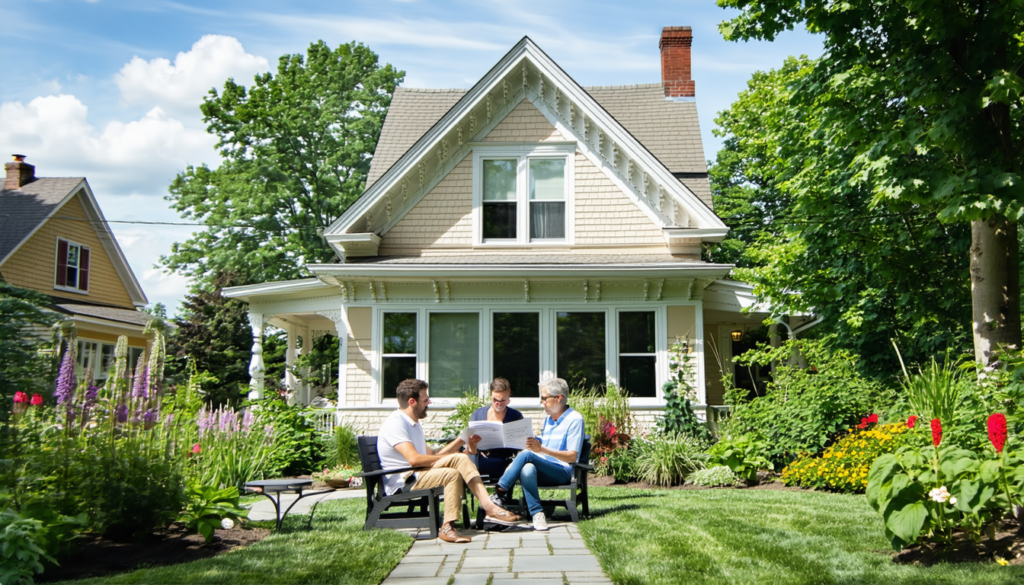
left=316, top=307, right=350, bottom=409
left=247, top=312, right=266, bottom=400
left=284, top=324, right=298, bottom=396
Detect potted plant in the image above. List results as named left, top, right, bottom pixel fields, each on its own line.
left=313, top=465, right=359, bottom=489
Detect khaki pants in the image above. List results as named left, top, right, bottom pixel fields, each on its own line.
left=411, top=453, right=481, bottom=524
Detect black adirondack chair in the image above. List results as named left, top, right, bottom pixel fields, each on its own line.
left=356, top=435, right=442, bottom=538
left=474, top=434, right=593, bottom=527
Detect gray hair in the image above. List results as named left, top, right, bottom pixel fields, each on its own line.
left=541, top=378, right=570, bottom=402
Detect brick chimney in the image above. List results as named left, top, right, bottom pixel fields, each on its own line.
left=4, top=154, right=35, bottom=190
left=660, top=26, right=695, bottom=98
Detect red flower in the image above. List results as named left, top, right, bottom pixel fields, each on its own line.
left=30, top=394, right=43, bottom=406
left=13, top=391, right=27, bottom=403
left=930, top=418, right=942, bottom=447
left=907, top=415, right=917, bottom=429
left=867, top=414, right=879, bottom=424
left=857, top=418, right=868, bottom=430
left=987, top=413, right=1007, bottom=454
left=192, top=443, right=202, bottom=455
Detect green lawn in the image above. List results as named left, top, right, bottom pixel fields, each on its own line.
left=578, top=486, right=1024, bottom=585
left=53, top=498, right=410, bottom=585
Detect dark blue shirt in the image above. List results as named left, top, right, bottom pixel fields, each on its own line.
left=469, top=405, right=524, bottom=477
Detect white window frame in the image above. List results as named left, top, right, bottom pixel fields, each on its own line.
left=380, top=311, right=419, bottom=398
left=616, top=309, right=660, bottom=400
left=472, top=144, right=576, bottom=247
left=370, top=303, right=677, bottom=408
left=54, top=237, right=90, bottom=295
left=76, top=338, right=144, bottom=381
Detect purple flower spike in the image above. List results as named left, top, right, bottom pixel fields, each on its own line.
left=55, top=349, right=76, bottom=405
left=132, top=365, right=148, bottom=399
left=85, top=385, right=99, bottom=404
left=114, top=402, right=128, bottom=423
left=143, top=409, right=157, bottom=424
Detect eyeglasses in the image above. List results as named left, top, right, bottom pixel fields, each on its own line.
left=491, top=397, right=510, bottom=404
left=540, top=394, right=555, bottom=403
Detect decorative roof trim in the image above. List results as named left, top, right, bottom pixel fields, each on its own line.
left=221, top=278, right=332, bottom=299
left=306, top=262, right=732, bottom=279
left=326, top=36, right=726, bottom=239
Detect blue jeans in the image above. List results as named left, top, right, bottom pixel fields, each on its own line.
left=497, top=450, right=573, bottom=516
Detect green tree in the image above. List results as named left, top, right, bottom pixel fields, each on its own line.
left=718, top=0, right=1024, bottom=364
left=167, top=273, right=285, bottom=405
left=0, top=283, right=60, bottom=415
left=706, top=56, right=973, bottom=373
left=162, top=41, right=404, bottom=285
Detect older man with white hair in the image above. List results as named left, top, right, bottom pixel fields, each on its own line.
left=490, top=378, right=585, bottom=531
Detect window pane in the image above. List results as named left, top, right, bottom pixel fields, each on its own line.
left=483, top=202, right=517, bottom=239
left=557, top=312, right=605, bottom=391
left=382, top=357, right=417, bottom=400
left=619, top=312, right=656, bottom=353
left=99, top=344, right=116, bottom=379
left=529, top=159, right=565, bottom=200
left=530, top=202, right=565, bottom=239
left=483, top=159, right=517, bottom=201
left=67, top=245, right=79, bottom=268
left=383, top=313, right=416, bottom=354
left=620, top=356, right=657, bottom=397
left=493, top=312, right=540, bottom=395
left=429, top=313, right=479, bottom=398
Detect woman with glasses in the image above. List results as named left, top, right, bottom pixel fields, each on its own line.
left=465, top=377, right=524, bottom=480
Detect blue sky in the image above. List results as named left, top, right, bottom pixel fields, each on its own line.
left=0, top=0, right=822, bottom=314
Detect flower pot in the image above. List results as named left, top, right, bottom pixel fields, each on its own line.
left=325, top=478, right=351, bottom=489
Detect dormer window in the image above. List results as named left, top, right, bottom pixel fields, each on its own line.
left=55, top=238, right=90, bottom=293
left=473, top=144, right=575, bottom=245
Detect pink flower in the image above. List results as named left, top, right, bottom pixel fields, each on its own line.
left=192, top=443, right=202, bottom=455
left=907, top=415, right=917, bottom=429
left=30, top=394, right=43, bottom=407
left=13, top=391, right=27, bottom=403
left=987, top=413, right=1007, bottom=454
left=867, top=414, right=879, bottom=424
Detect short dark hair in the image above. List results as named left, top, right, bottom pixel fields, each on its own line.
left=396, top=379, right=428, bottom=406
left=489, top=377, right=511, bottom=394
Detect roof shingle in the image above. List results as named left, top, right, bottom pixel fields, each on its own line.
left=0, top=178, right=84, bottom=262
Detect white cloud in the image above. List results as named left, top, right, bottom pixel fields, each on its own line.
left=0, top=94, right=216, bottom=194
left=115, top=34, right=269, bottom=119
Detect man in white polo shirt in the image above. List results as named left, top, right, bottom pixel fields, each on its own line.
left=490, top=378, right=584, bottom=531
left=377, top=378, right=521, bottom=543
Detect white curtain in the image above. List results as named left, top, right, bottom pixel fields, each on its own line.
left=530, top=159, right=565, bottom=239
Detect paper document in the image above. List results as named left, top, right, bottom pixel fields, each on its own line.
left=459, top=417, right=533, bottom=450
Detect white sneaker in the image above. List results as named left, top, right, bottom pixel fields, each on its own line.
left=532, top=512, right=549, bottom=531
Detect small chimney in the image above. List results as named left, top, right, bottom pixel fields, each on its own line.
left=660, top=26, right=695, bottom=98
left=4, top=154, right=36, bottom=190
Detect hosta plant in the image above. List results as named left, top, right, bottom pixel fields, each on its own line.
left=707, top=433, right=772, bottom=483
left=687, top=465, right=740, bottom=487
left=178, top=484, right=249, bottom=544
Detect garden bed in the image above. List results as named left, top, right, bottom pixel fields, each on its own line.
left=894, top=519, right=1024, bottom=566
left=39, top=524, right=270, bottom=582
left=588, top=474, right=806, bottom=491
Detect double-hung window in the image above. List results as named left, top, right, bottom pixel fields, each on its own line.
left=56, top=238, right=90, bottom=293
left=382, top=312, right=417, bottom=399
left=474, top=145, right=574, bottom=245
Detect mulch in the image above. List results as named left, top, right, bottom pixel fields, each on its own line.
left=893, top=519, right=1024, bottom=566
left=38, top=523, right=270, bottom=583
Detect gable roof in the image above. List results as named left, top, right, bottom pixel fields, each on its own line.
left=0, top=178, right=149, bottom=307
left=327, top=36, right=726, bottom=248
left=366, top=84, right=711, bottom=208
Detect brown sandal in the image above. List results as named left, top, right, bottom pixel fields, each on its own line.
left=439, top=522, right=471, bottom=543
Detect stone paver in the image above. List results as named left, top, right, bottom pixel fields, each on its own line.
left=382, top=521, right=609, bottom=585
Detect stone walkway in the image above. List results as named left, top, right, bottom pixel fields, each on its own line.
left=383, top=522, right=612, bottom=585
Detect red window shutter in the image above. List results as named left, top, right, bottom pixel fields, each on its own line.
left=56, top=240, right=68, bottom=286
left=79, top=248, right=90, bottom=291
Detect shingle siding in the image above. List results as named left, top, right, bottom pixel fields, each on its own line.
left=573, top=152, right=665, bottom=246
left=482, top=101, right=565, bottom=142
left=378, top=157, right=474, bottom=254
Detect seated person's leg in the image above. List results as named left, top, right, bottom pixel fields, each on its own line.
left=496, top=450, right=532, bottom=493
left=515, top=454, right=573, bottom=517
left=436, top=453, right=520, bottom=523
left=412, top=467, right=464, bottom=526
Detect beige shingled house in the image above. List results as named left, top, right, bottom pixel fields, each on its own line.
left=224, top=29, right=771, bottom=434
left=1, top=156, right=153, bottom=379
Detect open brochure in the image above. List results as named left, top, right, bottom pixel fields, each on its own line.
left=459, top=417, right=534, bottom=450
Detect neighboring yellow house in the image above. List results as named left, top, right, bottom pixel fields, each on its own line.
left=224, top=29, right=806, bottom=434
left=1, top=155, right=152, bottom=380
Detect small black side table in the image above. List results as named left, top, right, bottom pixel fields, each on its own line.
left=244, top=479, right=335, bottom=530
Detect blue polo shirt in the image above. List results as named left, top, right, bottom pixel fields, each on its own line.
left=538, top=407, right=585, bottom=472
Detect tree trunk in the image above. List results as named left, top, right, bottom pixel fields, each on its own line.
left=970, top=216, right=1021, bottom=364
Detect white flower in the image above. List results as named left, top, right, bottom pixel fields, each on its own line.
left=929, top=486, right=950, bottom=503
left=221, top=518, right=235, bottom=530
left=949, top=496, right=957, bottom=506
